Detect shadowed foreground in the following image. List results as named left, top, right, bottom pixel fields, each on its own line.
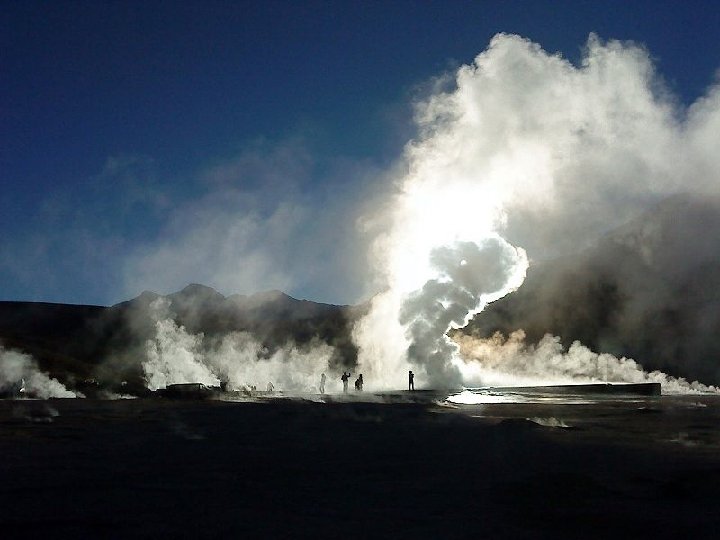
left=2, top=396, right=720, bottom=539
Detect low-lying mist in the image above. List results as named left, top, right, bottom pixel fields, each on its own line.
left=0, top=345, right=78, bottom=398
left=143, top=298, right=335, bottom=392
left=454, top=331, right=717, bottom=394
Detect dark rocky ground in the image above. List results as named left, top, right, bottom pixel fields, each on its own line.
left=2, top=394, right=720, bottom=539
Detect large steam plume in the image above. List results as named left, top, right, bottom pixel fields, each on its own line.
left=354, top=33, right=720, bottom=389
left=399, top=238, right=526, bottom=387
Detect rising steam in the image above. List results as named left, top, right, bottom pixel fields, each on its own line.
left=354, top=33, right=720, bottom=389
left=454, top=331, right=718, bottom=394
left=142, top=298, right=334, bottom=392
left=399, top=238, right=526, bottom=387
left=0, top=345, right=78, bottom=398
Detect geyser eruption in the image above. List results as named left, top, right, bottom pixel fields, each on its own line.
left=399, top=238, right=527, bottom=387
left=355, top=32, right=720, bottom=389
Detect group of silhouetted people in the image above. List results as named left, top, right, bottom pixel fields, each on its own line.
left=317, top=369, right=416, bottom=394
left=221, top=369, right=418, bottom=396
left=338, top=371, right=363, bottom=393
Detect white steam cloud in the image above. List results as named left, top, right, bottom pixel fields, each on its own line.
left=144, top=313, right=220, bottom=390
left=454, top=331, right=718, bottom=394
left=142, top=298, right=334, bottom=392
left=355, top=33, right=720, bottom=389
left=399, top=238, right=526, bottom=387
left=0, top=345, right=78, bottom=399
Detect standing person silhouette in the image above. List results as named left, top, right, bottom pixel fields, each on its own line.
left=341, top=371, right=351, bottom=393
left=319, top=373, right=326, bottom=394
left=408, top=370, right=415, bottom=391
left=354, top=374, right=363, bottom=391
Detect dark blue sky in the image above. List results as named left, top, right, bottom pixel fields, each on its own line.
left=2, top=0, right=720, bottom=305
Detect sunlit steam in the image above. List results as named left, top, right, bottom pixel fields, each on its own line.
left=455, top=331, right=718, bottom=394
left=399, top=238, right=527, bottom=387
left=142, top=298, right=335, bottom=392
left=354, top=33, right=720, bottom=390
left=0, top=345, right=78, bottom=398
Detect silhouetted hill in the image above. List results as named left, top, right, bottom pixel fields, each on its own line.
left=0, top=286, right=362, bottom=395
left=465, top=193, right=720, bottom=385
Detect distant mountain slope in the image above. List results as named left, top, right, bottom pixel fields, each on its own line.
left=466, top=194, right=720, bottom=385
left=0, top=285, right=362, bottom=395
